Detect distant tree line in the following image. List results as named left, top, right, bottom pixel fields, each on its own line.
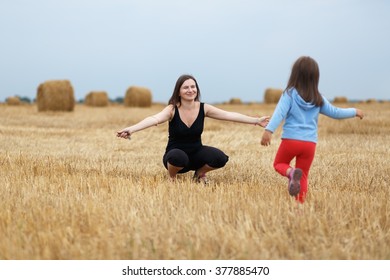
left=77, top=97, right=124, bottom=104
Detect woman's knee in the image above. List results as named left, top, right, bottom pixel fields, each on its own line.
left=213, top=153, right=229, bottom=168
left=163, top=149, right=189, bottom=168
left=204, top=148, right=229, bottom=168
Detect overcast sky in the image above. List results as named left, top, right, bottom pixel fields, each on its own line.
left=1, top=0, right=389, bottom=104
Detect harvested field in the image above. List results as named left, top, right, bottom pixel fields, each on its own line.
left=1, top=102, right=389, bottom=260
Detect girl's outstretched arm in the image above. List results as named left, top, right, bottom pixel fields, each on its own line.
left=320, top=97, right=363, bottom=119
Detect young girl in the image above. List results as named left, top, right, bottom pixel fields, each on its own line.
left=117, top=74, right=269, bottom=183
left=261, top=56, right=364, bottom=203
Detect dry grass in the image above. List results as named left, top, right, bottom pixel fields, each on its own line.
left=1, top=102, right=389, bottom=260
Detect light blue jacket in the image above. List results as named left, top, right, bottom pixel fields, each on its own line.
left=265, top=88, right=357, bottom=143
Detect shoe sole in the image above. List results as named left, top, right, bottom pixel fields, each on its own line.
left=289, top=168, right=302, bottom=196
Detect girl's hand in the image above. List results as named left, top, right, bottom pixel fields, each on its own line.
left=356, top=109, right=364, bottom=119
left=261, top=130, right=273, bottom=146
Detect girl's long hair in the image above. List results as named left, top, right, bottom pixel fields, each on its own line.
left=168, top=74, right=201, bottom=107
left=286, top=56, right=323, bottom=106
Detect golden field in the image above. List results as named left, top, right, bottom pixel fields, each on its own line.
left=1, top=101, right=389, bottom=260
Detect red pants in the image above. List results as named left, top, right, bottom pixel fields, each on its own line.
left=273, top=139, right=316, bottom=203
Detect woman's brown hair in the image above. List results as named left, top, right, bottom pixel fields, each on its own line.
left=286, top=56, right=323, bottom=106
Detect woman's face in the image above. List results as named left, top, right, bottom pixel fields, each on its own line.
left=179, top=79, right=197, bottom=101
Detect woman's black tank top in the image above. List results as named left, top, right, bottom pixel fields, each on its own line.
left=165, top=102, right=204, bottom=154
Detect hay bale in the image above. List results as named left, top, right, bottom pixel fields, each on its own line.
left=229, top=98, right=242, bottom=105
left=37, top=80, right=75, bottom=112
left=333, top=96, right=348, bottom=103
left=85, top=91, right=109, bottom=107
left=366, top=98, right=377, bottom=104
left=124, top=86, right=152, bottom=107
left=6, top=96, right=21, bottom=105
left=264, top=88, right=283, bottom=104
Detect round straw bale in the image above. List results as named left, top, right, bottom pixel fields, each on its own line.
left=264, top=88, right=283, bottom=104
left=366, top=98, right=377, bottom=104
left=37, top=80, right=75, bottom=112
left=85, top=91, right=109, bottom=107
left=229, top=98, right=242, bottom=105
left=333, top=96, right=348, bottom=103
left=6, top=96, right=21, bottom=105
left=124, top=86, right=152, bottom=107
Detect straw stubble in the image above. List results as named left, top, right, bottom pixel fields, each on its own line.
left=0, top=102, right=389, bottom=259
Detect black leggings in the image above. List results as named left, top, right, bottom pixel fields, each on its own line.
left=162, top=146, right=229, bottom=174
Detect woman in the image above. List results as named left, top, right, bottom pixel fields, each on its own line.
left=117, top=74, right=269, bottom=183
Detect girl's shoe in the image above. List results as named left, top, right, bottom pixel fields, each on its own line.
left=288, top=168, right=302, bottom=196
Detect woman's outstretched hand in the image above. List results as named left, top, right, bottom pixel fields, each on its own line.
left=116, top=129, right=131, bottom=140
left=257, top=116, right=270, bottom=128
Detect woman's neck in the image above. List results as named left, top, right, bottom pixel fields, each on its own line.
left=178, top=99, right=197, bottom=110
